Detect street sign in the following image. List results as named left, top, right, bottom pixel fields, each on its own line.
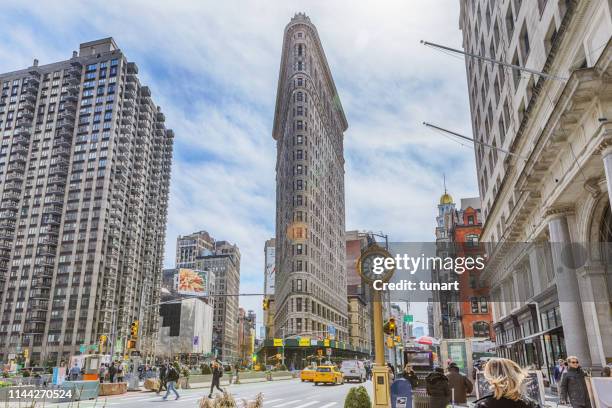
left=404, top=315, right=413, bottom=323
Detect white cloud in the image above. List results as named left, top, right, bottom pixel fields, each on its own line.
left=0, top=0, right=479, bottom=322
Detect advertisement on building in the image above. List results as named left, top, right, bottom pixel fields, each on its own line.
left=176, top=268, right=210, bottom=296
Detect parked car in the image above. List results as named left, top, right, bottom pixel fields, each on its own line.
left=300, top=366, right=316, bottom=382
left=340, top=360, right=366, bottom=382
left=313, top=366, right=343, bottom=385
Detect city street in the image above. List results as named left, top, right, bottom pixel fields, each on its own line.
left=43, top=379, right=371, bottom=407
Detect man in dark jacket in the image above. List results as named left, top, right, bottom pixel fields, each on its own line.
left=108, top=362, right=117, bottom=383
left=560, top=357, right=591, bottom=408
left=447, top=363, right=473, bottom=405
left=426, top=367, right=451, bottom=408
left=208, top=360, right=225, bottom=399
left=157, top=362, right=168, bottom=394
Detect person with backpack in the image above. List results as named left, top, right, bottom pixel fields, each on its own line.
left=208, top=360, right=225, bottom=399
left=162, top=364, right=180, bottom=400
left=474, top=358, right=540, bottom=408
left=560, top=356, right=591, bottom=408
left=446, top=362, right=474, bottom=405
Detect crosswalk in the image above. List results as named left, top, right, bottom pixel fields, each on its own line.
left=43, top=393, right=341, bottom=407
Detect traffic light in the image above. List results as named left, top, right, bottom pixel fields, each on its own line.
left=263, top=298, right=269, bottom=311
left=130, top=320, right=139, bottom=337
left=23, top=348, right=29, bottom=359
left=383, top=318, right=397, bottom=335
left=126, top=339, right=137, bottom=349
left=99, top=335, right=108, bottom=351
left=386, top=336, right=395, bottom=348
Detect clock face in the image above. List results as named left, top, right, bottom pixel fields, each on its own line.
left=357, top=245, right=395, bottom=283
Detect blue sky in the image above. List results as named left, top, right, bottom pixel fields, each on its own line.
left=0, top=0, right=479, bottom=326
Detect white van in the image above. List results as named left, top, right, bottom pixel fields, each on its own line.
left=340, top=360, right=366, bottom=382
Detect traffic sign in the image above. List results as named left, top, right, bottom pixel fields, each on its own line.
left=404, top=315, right=413, bottom=323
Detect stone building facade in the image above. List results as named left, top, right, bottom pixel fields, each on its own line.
left=459, top=0, right=611, bottom=374
left=176, top=230, right=215, bottom=269
left=0, top=37, right=173, bottom=364
left=196, top=240, right=240, bottom=362
left=272, top=13, right=349, bottom=342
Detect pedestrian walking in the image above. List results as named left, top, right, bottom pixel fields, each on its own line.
left=116, top=362, right=124, bottom=382
left=157, top=362, right=168, bottom=394
left=387, top=362, right=396, bottom=381
left=109, top=362, right=117, bottom=383
left=365, top=363, right=372, bottom=380
left=402, top=364, right=419, bottom=389
left=474, top=358, right=540, bottom=408
left=447, top=362, right=473, bottom=405
left=554, top=359, right=567, bottom=384
left=162, top=364, right=180, bottom=400
left=208, top=360, right=225, bottom=399
left=99, top=363, right=107, bottom=383
left=69, top=362, right=81, bottom=381
left=560, top=356, right=591, bottom=408
left=426, top=367, right=451, bottom=408
left=602, top=366, right=611, bottom=377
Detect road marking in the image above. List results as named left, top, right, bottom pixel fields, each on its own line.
left=272, top=400, right=303, bottom=407
left=319, top=403, right=338, bottom=408
left=263, top=398, right=283, bottom=403
left=293, top=401, right=320, bottom=408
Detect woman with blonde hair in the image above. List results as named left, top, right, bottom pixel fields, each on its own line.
left=474, top=358, right=540, bottom=408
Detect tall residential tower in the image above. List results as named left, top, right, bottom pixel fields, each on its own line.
left=272, top=13, right=349, bottom=342
left=0, top=38, right=173, bottom=364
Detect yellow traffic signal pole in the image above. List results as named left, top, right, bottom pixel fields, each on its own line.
left=372, top=289, right=391, bottom=407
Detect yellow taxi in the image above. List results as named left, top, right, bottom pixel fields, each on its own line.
left=300, top=366, right=316, bottom=382
left=313, top=365, right=344, bottom=385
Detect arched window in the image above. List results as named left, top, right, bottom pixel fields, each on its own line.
left=473, top=321, right=490, bottom=337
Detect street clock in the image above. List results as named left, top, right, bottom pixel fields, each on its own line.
left=357, top=244, right=395, bottom=283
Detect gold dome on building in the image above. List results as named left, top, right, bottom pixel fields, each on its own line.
left=440, top=192, right=453, bottom=205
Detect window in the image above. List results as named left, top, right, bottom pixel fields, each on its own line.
left=469, top=272, right=477, bottom=288
left=473, top=321, right=490, bottom=337
left=466, top=234, right=479, bottom=247
left=480, top=297, right=489, bottom=313
left=505, top=5, right=514, bottom=38
left=468, top=215, right=475, bottom=225
left=471, top=297, right=479, bottom=313
left=519, top=23, right=530, bottom=59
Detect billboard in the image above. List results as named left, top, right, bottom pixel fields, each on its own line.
left=177, top=268, right=210, bottom=296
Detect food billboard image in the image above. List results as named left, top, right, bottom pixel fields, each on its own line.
left=177, top=268, right=209, bottom=296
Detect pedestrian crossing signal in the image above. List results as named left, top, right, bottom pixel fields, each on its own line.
left=127, top=339, right=137, bottom=349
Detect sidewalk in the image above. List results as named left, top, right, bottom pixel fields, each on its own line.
left=136, top=374, right=294, bottom=392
